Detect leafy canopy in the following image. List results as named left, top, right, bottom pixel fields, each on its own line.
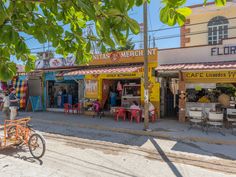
left=0, top=0, right=226, bottom=81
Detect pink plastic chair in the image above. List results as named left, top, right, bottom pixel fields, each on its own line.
left=115, top=108, right=126, bottom=121
left=64, top=103, right=72, bottom=114
left=72, top=103, right=82, bottom=114
left=130, top=109, right=141, bottom=123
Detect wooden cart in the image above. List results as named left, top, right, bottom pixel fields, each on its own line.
left=0, top=117, right=46, bottom=159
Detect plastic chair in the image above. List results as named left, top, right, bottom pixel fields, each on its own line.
left=64, top=103, right=72, bottom=114
left=188, top=110, right=204, bottom=131
left=72, top=103, right=82, bottom=114
left=206, top=112, right=224, bottom=135
left=130, top=109, right=141, bottom=123
left=115, top=108, right=126, bottom=121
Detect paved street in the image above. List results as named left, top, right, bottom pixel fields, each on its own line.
left=0, top=112, right=236, bottom=176
left=1, top=132, right=236, bottom=177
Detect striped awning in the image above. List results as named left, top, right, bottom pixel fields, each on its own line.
left=63, top=65, right=143, bottom=76
left=156, top=61, right=236, bottom=72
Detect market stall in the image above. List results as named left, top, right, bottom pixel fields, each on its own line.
left=64, top=48, right=160, bottom=118
left=44, top=71, right=84, bottom=110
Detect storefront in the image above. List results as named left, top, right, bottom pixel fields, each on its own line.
left=64, top=48, right=160, bottom=117
left=35, top=56, right=85, bottom=111
left=157, top=38, right=236, bottom=122
left=44, top=71, right=84, bottom=111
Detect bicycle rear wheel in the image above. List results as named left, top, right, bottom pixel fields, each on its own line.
left=28, top=133, right=46, bottom=159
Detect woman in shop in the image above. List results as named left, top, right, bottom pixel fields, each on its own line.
left=57, top=88, right=63, bottom=108
left=110, top=89, right=117, bottom=107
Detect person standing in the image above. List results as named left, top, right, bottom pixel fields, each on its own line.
left=110, top=89, right=117, bottom=107
left=2, top=91, right=10, bottom=120
left=9, top=88, right=19, bottom=120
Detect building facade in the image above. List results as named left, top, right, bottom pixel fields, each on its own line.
left=157, top=1, right=236, bottom=122
left=181, top=1, right=236, bottom=47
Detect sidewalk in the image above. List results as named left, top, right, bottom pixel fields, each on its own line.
left=11, top=111, right=236, bottom=145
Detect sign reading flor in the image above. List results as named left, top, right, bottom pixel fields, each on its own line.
left=211, top=45, right=236, bottom=56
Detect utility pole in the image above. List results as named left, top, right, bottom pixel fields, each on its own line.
left=143, top=1, right=150, bottom=131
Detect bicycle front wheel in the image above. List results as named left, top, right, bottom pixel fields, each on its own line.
left=28, top=133, right=46, bottom=159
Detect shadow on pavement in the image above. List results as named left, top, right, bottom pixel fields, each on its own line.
left=0, top=146, right=43, bottom=165
left=150, top=137, right=183, bottom=177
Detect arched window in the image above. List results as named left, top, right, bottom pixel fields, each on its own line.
left=208, top=16, right=229, bottom=45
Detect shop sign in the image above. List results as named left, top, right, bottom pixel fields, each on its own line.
left=55, top=76, right=64, bottom=81
left=104, top=73, right=141, bottom=78
left=64, top=56, right=76, bottom=66
left=90, top=48, right=157, bottom=65
left=184, top=71, right=236, bottom=79
left=85, top=80, right=98, bottom=98
left=35, top=56, right=77, bottom=69
left=211, top=45, right=236, bottom=56
left=49, top=58, right=64, bottom=68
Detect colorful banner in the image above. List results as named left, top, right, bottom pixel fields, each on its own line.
left=85, top=80, right=98, bottom=98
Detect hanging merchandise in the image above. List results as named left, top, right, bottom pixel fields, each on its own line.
left=117, top=81, right=123, bottom=91
left=12, top=79, right=28, bottom=109
left=117, top=81, right=123, bottom=96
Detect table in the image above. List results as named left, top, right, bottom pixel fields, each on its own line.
left=111, top=107, right=143, bottom=120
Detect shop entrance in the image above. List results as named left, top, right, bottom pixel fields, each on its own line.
left=186, top=83, right=236, bottom=114
left=47, top=80, right=79, bottom=108
left=101, top=78, right=141, bottom=111
left=160, top=76, right=179, bottom=119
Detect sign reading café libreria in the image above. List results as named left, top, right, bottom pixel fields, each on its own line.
left=184, top=71, right=236, bottom=81
left=89, top=48, right=158, bottom=65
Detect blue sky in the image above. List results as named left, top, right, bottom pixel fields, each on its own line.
left=24, top=0, right=213, bottom=58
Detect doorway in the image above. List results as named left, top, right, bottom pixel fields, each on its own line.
left=160, top=77, right=179, bottom=119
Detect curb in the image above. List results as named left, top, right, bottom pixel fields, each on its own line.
left=33, top=118, right=236, bottom=145
left=76, top=124, right=236, bottom=145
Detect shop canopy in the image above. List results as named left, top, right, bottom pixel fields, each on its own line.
left=156, top=61, right=236, bottom=72
left=62, top=65, right=143, bottom=76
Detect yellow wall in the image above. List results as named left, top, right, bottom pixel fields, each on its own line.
left=186, top=3, right=236, bottom=47
left=84, top=62, right=160, bottom=116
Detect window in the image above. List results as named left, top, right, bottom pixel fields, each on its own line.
left=208, top=16, right=229, bottom=45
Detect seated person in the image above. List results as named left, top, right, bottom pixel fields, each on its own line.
left=92, top=99, right=100, bottom=113
left=130, top=101, right=140, bottom=110
left=149, top=101, right=155, bottom=116
left=142, top=101, right=155, bottom=118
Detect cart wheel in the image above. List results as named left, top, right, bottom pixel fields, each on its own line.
left=7, top=126, right=17, bottom=139
left=28, top=133, right=46, bottom=159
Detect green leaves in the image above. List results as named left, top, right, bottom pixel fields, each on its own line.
left=126, top=17, right=140, bottom=34
left=0, top=0, right=229, bottom=80
left=160, top=1, right=192, bottom=26
left=0, top=62, right=17, bottom=81
left=215, top=0, right=227, bottom=6
left=204, top=0, right=226, bottom=6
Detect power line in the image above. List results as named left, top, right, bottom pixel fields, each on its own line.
left=27, top=25, right=236, bottom=52
left=128, top=16, right=236, bottom=36
left=132, top=25, right=236, bottom=43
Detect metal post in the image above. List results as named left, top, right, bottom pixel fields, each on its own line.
left=143, top=1, right=150, bottom=131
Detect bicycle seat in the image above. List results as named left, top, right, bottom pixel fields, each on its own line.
left=27, top=124, right=33, bottom=128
